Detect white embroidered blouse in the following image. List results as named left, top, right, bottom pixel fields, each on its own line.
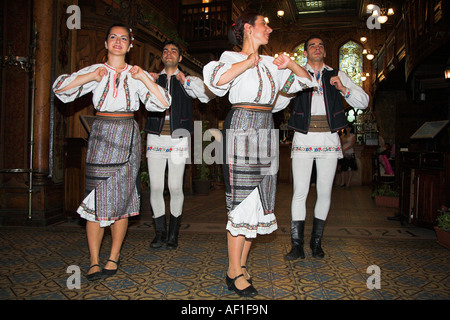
left=53, top=63, right=171, bottom=112
left=203, top=51, right=313, bottom=112
left=291, top=63, right=369, bottom=159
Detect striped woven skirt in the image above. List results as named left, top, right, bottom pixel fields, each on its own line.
left=77, top=116, right=141, bottom=227
left=222, top=108, right=279, bottom=238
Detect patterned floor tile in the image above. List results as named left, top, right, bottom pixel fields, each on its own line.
left=1, top=185, right=450, bottom=303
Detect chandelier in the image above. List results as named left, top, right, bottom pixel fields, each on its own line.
left=367, top=3, right=394, bottom=24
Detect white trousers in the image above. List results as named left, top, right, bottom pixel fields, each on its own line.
left=291, top=157, right=338, bottom=221
left=147, top=157, right=186, bottom=218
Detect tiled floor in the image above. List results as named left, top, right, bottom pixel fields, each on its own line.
left=0, top=183, right=449, bottom=303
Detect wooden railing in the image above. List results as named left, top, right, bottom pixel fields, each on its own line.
left=371, top=17, right=406, bottom=85
left=179, top=1, right=232, bottom=42
left=372, top=0, right=449, bottom=83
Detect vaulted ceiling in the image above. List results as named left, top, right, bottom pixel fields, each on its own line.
left=238, top=0, right=403, bottom=30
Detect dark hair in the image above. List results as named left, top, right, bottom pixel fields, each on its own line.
left=304, top=35, right=325, bottom=51
left=162, top=40, right=182, bottom=55
left=105, top=23, right=132, bottom=43
left=229, top=11, right=260, bottom=46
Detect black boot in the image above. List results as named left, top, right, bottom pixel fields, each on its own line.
left=310, top=218, right=326, bottom=258
left=167, top=214, right=181, bottom=250
left=285, top=220, right=305, bottom=260
left=150, top=215, right=167, bottom=248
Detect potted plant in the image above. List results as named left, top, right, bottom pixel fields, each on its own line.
left=372, top=183, right=399, bottom=208
left=434, top=205, right=450, bottom=249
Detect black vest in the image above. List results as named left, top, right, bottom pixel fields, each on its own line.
left=288, top=69, right=348, bottom=133
left=144, top=74, right=194, bottom=135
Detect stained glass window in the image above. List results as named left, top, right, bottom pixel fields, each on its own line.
left=339, top=41, right=363, bottom=86
left=293, top=43, right=307, bottom=67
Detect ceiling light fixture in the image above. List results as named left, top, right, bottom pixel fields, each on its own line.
left=377, top=8, right=388, bottom=24
left=368, top=3, right=394, bottom=24
left=277, top=10, right=284, bottom=18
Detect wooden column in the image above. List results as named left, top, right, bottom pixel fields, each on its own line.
left=32, top=0, right=53, bottom=185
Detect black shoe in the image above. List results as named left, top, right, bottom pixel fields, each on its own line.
left=310, top=218, right=326, bottom=258
left=225, top=273, right=234, bottom=289
left=241, top=266, right=252, bottom=284
left=167, top=214, right=181, bottom=250
left=86, top=264, right=102, bottom=281
left=102, top=258, right=120, bottom=277
left=285, top=220, right=305, bottom=260
left=226, top=274, right=258, bottom=297
left=150, top=216, right=167, bottom=248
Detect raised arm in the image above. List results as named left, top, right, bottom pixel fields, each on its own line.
left=130, top=65, right=169, bottom=107
left=55, top=67, right=107, bottom=93
left=273, top=54, right=309, bottom=78
left=216, top=53, right=259, bottom=86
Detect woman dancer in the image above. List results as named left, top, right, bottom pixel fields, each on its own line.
left=203, top=12, right=312, bottom=297
left=53, top=23, right=170, bottom=280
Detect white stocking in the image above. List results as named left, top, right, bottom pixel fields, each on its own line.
left=291, top=157, right=338, bottom=221
left=148, top=157, right=186, bottom=218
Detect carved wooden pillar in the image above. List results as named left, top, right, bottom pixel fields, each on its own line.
left=32, top=0, right=53, bottom=185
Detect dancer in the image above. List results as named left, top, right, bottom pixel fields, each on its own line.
left=144, top=40, right=213, bottom=250
left=53, top=23, right=170, bottom=280
left=203, top=12, right=313, bottom=297
left=285, top=35, right=369, bottom=260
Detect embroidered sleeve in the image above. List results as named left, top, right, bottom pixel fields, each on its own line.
left=183, top=75, right=215, bottom=103
left=202, top=61, right=232, bottom=97
left=137, top=71, right=171, bottom=112
left=52, top=64, right=102, bottom=103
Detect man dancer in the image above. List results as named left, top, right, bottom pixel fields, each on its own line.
left=285, top=35, right=369, bottom=260
left=145, top=40, right=213, bottom=250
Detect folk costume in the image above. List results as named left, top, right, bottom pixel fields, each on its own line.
left=144, top=69, right=213, bottom=249
left=286, top=63, right=369, bottom=259
left=53, top=63, right=171, bottom=227
left=203, top=51, right=313, bottom=238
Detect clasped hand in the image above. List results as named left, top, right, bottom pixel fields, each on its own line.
left=272, top=54, right=293, bottom=70
left=92, top=65, right=148, bottom=82
left=244, top=53, right=292, bottom=70
left=330, top=75, right=347, bottom=94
